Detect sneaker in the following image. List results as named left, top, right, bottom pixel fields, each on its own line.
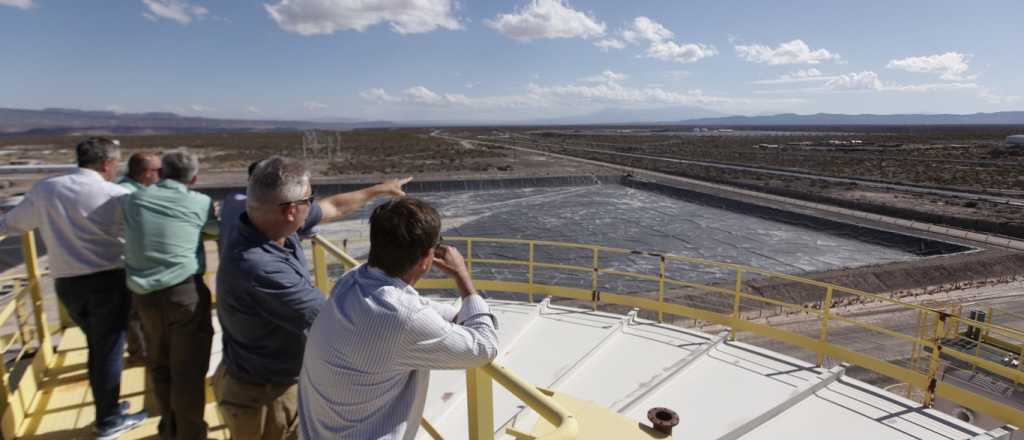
left=117, top=401, right=130, bottom=415
left=94, top=411, right=147, bottom=440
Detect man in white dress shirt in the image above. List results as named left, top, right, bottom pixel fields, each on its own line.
left=0, top=137, right=147, bottom=439
left=298, top=197, right=499, bottom=440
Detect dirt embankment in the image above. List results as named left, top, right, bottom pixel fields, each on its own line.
left=744, top=250, right=1024, bottom=306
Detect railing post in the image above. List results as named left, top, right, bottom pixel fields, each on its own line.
left=466, top=240, right=473, bottom=276
left=907, top=309, right=928, bottom=399
left=527, top=242, right=535, bottom=304
left=817, top=286, right=834, bottom=367
left=12, top=279, right=32, bottom=344
left=591, top=248, right=599, bottom=312
left=465, top=367, right=494, bottom=440
left=985, top=306, right=993, bottom=340
left=923, top=314, right=946, bottom=407
left=311, top=238, right=330, bottom=296
left=657, top=256, right=666, bottom=323
left=731, top=269, right=743, bottom=341
left=22, top=231, right=53, bottom=366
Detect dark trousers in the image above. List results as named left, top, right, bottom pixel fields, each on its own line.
left=126, top=304, right=147, bottom=360
left=135, top=275, right=214, bottom=440
left=54, top=269, right=131, bottom=430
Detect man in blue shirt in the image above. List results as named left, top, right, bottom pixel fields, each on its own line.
left=214, top=156, right=409, bottom=440
left=220, top=160, right=320, bottom=257
left=218, top=160, right=260, bottom=255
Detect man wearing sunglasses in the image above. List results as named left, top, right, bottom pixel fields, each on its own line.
left=214, top=156, right=410, bottom=440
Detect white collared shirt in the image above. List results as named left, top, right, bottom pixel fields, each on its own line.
left=0, top=168, right=129, bottom=278
left=299, top=264, right=499, bottom=440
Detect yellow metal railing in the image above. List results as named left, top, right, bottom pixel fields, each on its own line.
left=309, top=234, right=1024, bottom=433
left=310, top=235, right=579, bottom=440
left=2, top=230, right=1022, bottom=438
left=0, top=232, right=55, bottom=440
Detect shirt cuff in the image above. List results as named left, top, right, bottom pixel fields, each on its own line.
left=456, top=294, right=498, bottom=329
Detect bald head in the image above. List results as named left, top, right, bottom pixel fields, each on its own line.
left=127, top=152, right=161, bottom=186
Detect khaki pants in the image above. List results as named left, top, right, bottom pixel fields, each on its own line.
left=212, top=364, right=299, bottom=440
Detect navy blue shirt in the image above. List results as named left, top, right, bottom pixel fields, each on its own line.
left=217, top=203, right=325, bottom=385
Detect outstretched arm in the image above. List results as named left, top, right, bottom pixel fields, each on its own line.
left=315, top=177, right=412, bottom=224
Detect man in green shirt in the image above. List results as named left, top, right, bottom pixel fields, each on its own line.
left=122, top=151, right=217, bottom=440
left=116, top=151, right=161, bottom=364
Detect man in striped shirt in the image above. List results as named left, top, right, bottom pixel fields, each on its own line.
left=298, top=198, right=499, bottom=440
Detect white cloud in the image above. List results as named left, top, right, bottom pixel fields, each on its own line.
left=189, top=104, right=215, bottom=112
left=304, top=101, right=328, bottom=111
left=886, top=52, right=974, bottom=81
left=621, top=16, right=673, bottom=44
left=645, top=41, right=717, bottom=63
left=105, top=105, right=125, bottom=113
left=978, top=88, right=1022, bottom=105
left=360, top=88, right=400, bottom=102
left=403, top=86, right=443, bottom=104
left=663, top=71, right=690, bottom=80
left=358, top=82, right=807, bottom=117
left=735, top=39, right=840, bottom=65
left=594, top=38, right=625, bottom=51
left=758, top=70, right=978, bottom=94
left=265, top=0, right=461, bottom=36
left=824, top=71, right=882, bottom=90
left=612, top=17, right=715, bottom=64
left=487, top=0, right=605, bottom=42
left=753, top=68, right=838, bottom=84
left=245, top=106, right=263, bottom=114
left=0, top=0, right=33, bottom=9
left=579, top=70, right=627, bottom=83
left=141, top=0, right=209, bottom=25
left=527, top=82, right=741, bottom=108
left=361, top=86, right=491, bottom=107
left=885, top=82, right=978, bottom=92
left=464, top=82, right=480, bottom=89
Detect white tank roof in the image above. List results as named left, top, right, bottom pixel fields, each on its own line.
left=414, top=299, right=986, bottom=440
left=1008, top=135, right=1024, bottom=145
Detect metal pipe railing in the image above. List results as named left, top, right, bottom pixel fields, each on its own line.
left=306, top=234, right=1024, bottom=429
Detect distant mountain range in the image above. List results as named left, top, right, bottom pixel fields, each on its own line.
left=0, top=108, right=395, bottom=135
left=1, top=107, right=1022, bottom=134
left=678, top=111, right=1024, bottom=125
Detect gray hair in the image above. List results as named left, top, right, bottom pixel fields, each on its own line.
left=161, top=150, right=200, bottom=183
left=76, top=137, right=121, bottom=168
left=247, top=156, right=310, bottom=213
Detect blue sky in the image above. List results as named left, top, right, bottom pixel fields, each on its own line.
left=1, top=0, right=1022, bottom=122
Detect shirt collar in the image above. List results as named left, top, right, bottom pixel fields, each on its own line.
left=363, top=265, right=410, bottom=290
left=76, top=167, right=105, bottom=180
left=157, top=179, right=188, bottom=191
left=238, top=213, right=298, bottom=254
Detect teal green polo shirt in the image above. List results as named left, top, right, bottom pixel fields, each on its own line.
left=117, top=176, right=144, bottom=193
left=122, top=179, right=218, bottom=294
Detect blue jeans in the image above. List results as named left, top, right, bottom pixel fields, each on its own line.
left=55, top=269, right=131, bottom=430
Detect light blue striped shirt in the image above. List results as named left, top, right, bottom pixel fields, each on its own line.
left=299, top=264, right=499, bottom=440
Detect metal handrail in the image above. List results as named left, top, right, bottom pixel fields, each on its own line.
left=308, top=234, right=1024, bottom=429
left=482, top=363, right=578, bottom=440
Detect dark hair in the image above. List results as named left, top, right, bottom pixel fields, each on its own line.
left=75, top=137, right=120, bottom=168
left=247, top=160, right=262, bottom=178
left=127, top=152, right=159, bottom=181
left=368, top=197, right=441, bottom=278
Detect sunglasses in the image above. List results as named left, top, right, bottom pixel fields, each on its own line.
left=278, top=195, right=316, bottom=207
